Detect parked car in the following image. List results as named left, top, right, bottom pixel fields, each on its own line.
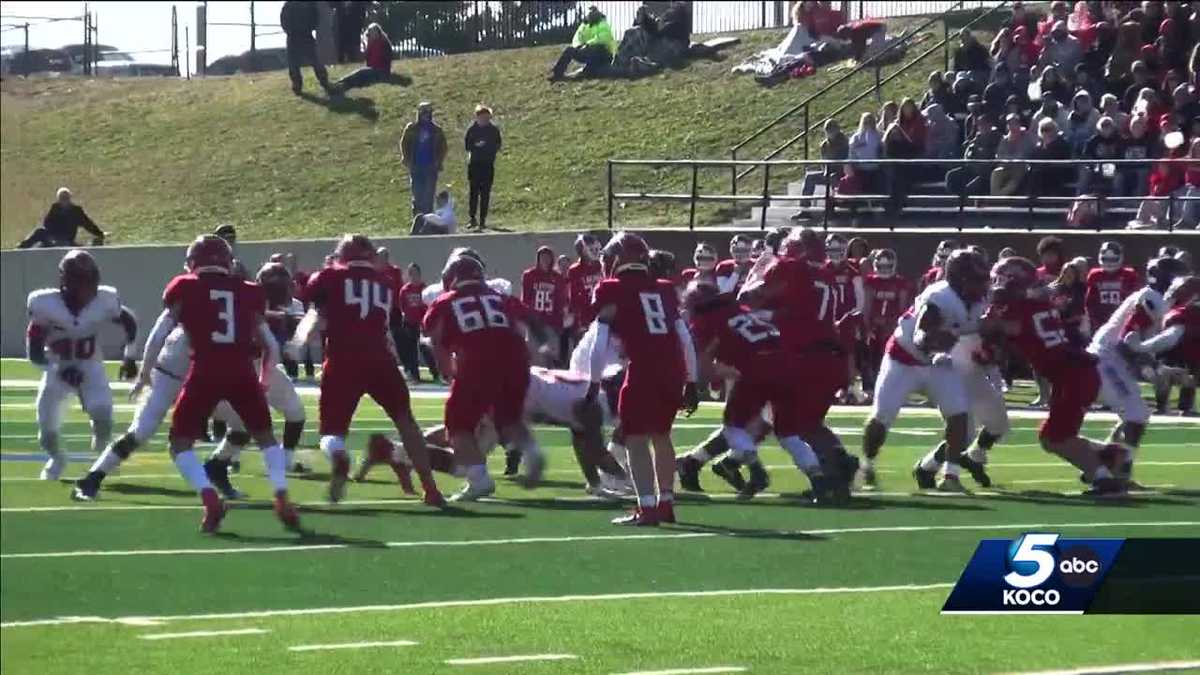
left=1, top=47, right=73, bottom=76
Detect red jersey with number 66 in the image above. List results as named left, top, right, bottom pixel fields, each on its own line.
left=304, top=264, right=394, bottom=362
left=163, top=273, right=265, bottom=362
left=423, top=286, right=531, bottom=372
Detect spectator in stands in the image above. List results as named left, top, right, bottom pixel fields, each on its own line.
left=1038, top=2, right=1072, bottom=44
left=549, top=5, right=616, bottom=81
left=333, top=23, right=396, bottom=92
left=1129, top=130, right=1189, bottom=229
left=920, top=71, right=951, bottom=110
left=1005, top=94, right=1029, bottom=124
left=611, top=1, right=691, bottom=77
left=1105, top=21, right=1143, bottom=94
left=410, top=189, right=457, bottom=236
left=400, top=101, right=448, bottom=216
left=991, top=113, right=1035, bottom=196
left=923, top=103, right=960, bottom=161
left=17, top=187, right=107, bottom=249
left=1039, top=20, right=1084, bottom=76
left=1122, top=61, right=1156, bottom=112
left=983, top=65, right=1014, bottom=114
left=1035, top=65, right=1070, bottom=107
left=1076, top=116, right=1124, bottom=194
left=281, top=0, right=333, bottom=96
left=990, top=27, right=1019, bottom=72
left=799, top=118, right=848, bottom=207
left=1010, top=26, right=1041, bottom=82
left=946, top=115, right=999, bottom=197
left=1172, top=83, right=1200, bottom=124
left=877, top=100, right=898, bottom=134
left=1072, top=62, right=1102, bottom=103
left=947, top=74, right=974, bottom=118
left=1132, top=89, right=1169, bottom=132
left=1034, top=95, right=1070, bottom=131
left=963, top=96, right=989, bottom=144
left=1099, top=93, right=1130, bottom=135
left=464, top=104, right=502, bottom=231
left=1065, top=90, right=1100, bottom=153
left=1079, top=21, right=1115, bottom=81
left=897, top=98, right=927, bottom=151
left=1139, top=1, right=1166, bottom=44
left=1117, top=114, right=1155, bottom=197
left=841, top=111, right=882, bottom=194
left=1008, top=1, right=1041, bottom=36
left=1174, top=137, right=1200, bottom=229
left=835, top=17, right=887, bottom=62
left=1028, top=118, right=1074, bottom=199
left=953, top=29, right=991, bottom=83
left=883, top=100, right=924, bottom=211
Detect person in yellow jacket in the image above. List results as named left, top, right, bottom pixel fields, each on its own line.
left=549, top=5, right=616, bottom=81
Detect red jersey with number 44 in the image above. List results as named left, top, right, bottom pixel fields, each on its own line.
left=591, top=274, right=683, bottom=371
left=423, top=286, right=530, bottom=371
left=163, top=273, right=266, bottom=362
left=521, top=267, right=568, bottom=330
left=986, top=296, right=1086, bottom=378
left=689, top=301, right=782, bottom=373
left=760, top=256, right=837, bottom=350
left=1085, top=267, right=1140, bottom=327
left=304, top=265, right=394, bottom=361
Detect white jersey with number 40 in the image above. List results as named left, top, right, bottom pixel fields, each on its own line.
left=890, top=280, right=984, bottom=364
left=27, top=286, right=122, bottom=364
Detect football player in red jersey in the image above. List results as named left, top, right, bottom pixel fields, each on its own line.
left=1034, top=235, right=1065, bottom=286
left=983, top=257, right=1126, bottom=496
left=685, top=281, right=830, bottom=501
left=680, top=241, right=719, bottom=286
left=714, top=234, right=754, bottom=295
left=424, top=252, right=546, bottom=501
left=648, top=249, right=680, bottom=289
left=294, top=234, right=444, bottom=507
left=863, top=248, right=913, bottom=394
left=521, top=246, right=568, bottom=366
left=823, top=233, right=867, bottom=402
left=162, top=235, right=300, bottom=533
left=918, top=238, right=959, bottom=292
left=567, top=233, right=605, bottom=339
left=1085, top=240, right=1140, bottom=329
left=1125, top=275, right=1200, bottom=382
left=585, top=232, right=700, bottom=525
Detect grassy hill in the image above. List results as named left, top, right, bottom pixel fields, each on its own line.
left=1, top=15, right=972, bottom=247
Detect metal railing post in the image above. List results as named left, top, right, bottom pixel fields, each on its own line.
left=874, top=64, right=882, bottom=104
left=760, top=163, right=771, bottom=230
left=607, top=160, right=614, bottom=230
left=731, top=149, right=738, bottom=195
left=942, top=15, right=950, bottom=73
left=803, top=105, right=810, bottom=159
left=689, top=164, right=699, bottom=231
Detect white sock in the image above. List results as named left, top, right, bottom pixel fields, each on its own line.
left=89, top=448, right=123, bottom=475
left=966, top=445, right=988, bottom=464
left=1093, top=465, right=1113, bottom=480
left=321, top=435, right=350, bottom=464
left=919, top=448, right=942, bottom=472
left=465, top=463, right=489, bottom=485
left=608, top=441, right=629, bottom=471
left=213, top=439, right=243, bottom=462
left=638, top=494, right=656, bottom=508
left=780, top=436, right=821, bottom=475
left=262, top=444, right=288, bottom=492
left=943, top=461, right=961, bottom=477
left=173, top=450, right=213, bottom=493
left=863, top=456, right=875, bottom=470
left=91, top=417, right=113, bottom=456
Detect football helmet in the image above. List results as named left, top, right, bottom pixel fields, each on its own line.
left=946, top=248, right=990, bottom=303
left=186, top=234, right=234, bottom=274
left=780, top=227, right=824, bottom=263
left=1146, top=256, right=1188, bottom=294
left=441, top=254, right=485, bottom=290
left=968, top=244, right=990, bottom=265
left=989, top=255, right=1038, bottom=302
left=1158, top=245, right=1181, bottom=259
left=825, top=233, right=848, bottom=264
left=648, top=249, right=677, bottom=281
left=334, top=233, right=376, bottom=267
left=575, top=233, right=603, bottom=261
left=1165, top=275, right=1200, bottom=308
left=59, top=249, right=100, bottom=310
left=693, top=242, right=718, bottom=271
left=730, top=234, right=753, bottom=264
left=1098, top=240, right=1123, bottom=272
left=450, top=246, right=485, bottom=269
left=750, top=239, right=767, bottom=261
left=933, top=239, right=959, bottom=266
left=874, top=249, right=898, bottom=278
left=601, top=231, right=650, bottom=277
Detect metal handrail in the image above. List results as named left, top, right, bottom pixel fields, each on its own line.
left=731, top=1, right=1010, bottom=192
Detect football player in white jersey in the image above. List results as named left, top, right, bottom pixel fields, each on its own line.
left=860, top=249, right=991, bottom=492
left=1087, top=255, right=1189, bottom=481
left=27, top=250, right=139, bottom=481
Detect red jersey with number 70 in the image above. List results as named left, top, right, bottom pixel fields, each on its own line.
left=423, top=285, right=531, bottom=372
left=163, top=273, right=266, bottom=362
left=304, top=264, right=394, bottom=362
left=591, top=273, right=684, bottom=372
left=985, top=296, right=1086, bottom=378
left=760, top=256, right=837, bottom=351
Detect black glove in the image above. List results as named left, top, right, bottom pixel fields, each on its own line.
left=59, top=365, right=84, bottom=387
left=119, top=358, right=139, bottom=381
left=681, top=382, right=700, bottom=417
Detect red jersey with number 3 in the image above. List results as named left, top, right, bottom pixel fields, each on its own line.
left=163, top=273, right=265, bottom=363
left=986, top=296, right=1085, bottom=378
left=423, top=285, right=530, bottom=372
left=304, top=264, right=394, bottom=362
left=521, top=267, right=568, bottom=330
left=689, top=301, right=782, bottom=373
left=1085, top=267, right=1140, bottom=327
left=591, top=273, right=683, bottom=372
left=1164, top=306, right=1200, bottom=366
left=761, top=256, right=837, bottom=350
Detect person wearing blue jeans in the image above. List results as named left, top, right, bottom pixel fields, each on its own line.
left=399, top=102, right=447, bottom=215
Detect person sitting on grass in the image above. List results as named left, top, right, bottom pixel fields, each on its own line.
left=549, top=5, right=616, bottom=81
left=333, top=23, right=407, bottom=93
left=410, top=189, right=457, bottom=236
left=17, top=187, right=107, bottom=249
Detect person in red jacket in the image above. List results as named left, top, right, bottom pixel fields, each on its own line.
left=522, top=246, right=568, bottom=366
left=333, top=23, right=405, bottom=92
left=397, top=263, right=440, bottom=383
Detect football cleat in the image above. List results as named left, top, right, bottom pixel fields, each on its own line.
left=71, top=473, right=102, bottom=501
left=657, top=501, right=676, bottom=523
left=328, top=453, right=350, bottom=504
left=1083, top=477, right=1127, bottom=498
left=40, top=455, right=67, bottom=481
left=230, top=460, right=241, bottom=474
left=711, top=457, right=747, bottom=492
left=503, top=449, right=522, bottom=477
left=448, top=478, right=496, bottom=503
left=611, top=507, right=659, bottom=526
left=199, top=488, right=226, bottom=534
left=737, top=463, right=770, bottom=500
left=807, top=474, right=836, bottom=505
left=957, top=454, right=991, bottom=488
left=859, top=465, right=878, bottom=491
left=273, top=493, right=302, bottom=533
left=677, top=456, right=705, bottom=492
left=911, top=463, right=937, bottom=490
left=600, top=471, right=634, bottom=496
left=936, top=474, right=967, bottom=493
left=423, top=488, right=448, bottom=508
left=203, top=458, right=243, bottom=500
left=522, top=451, right=545, bottom=487
left=290, top=461, right=312, bottom=475
left=585, top=484, right=625, bottom=501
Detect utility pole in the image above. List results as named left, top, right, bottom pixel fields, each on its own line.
left=185, top=25, right=190, bottom=79
left=22, top=23, right=29, bottom=75
left=83, top=2, right=90, bottom=75
left=249, top=0, right=256, bottom=69
left=196, top=1, right=207, bottom=76
left=171, top=4, right=179, bottom=76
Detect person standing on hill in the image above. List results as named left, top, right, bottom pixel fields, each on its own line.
left=18, top=187, right=107, bottom=249
left=464, top=105, right=502, bottom=231
left=400, top=102, right=448, bottom=216
left=281, top=0, right=333, bottom=95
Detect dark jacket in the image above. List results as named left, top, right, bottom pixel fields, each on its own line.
left=400, top=119, right=448, bottom=171
left=41, top=203, right=103, bottom=245
left=465, top=122, right=503, bottom=165
left=1030, top=135, right=1074, bottom=193
left=281, top=1, right=320, bottom=37
left=1081, top=133, right=1123, bottom=161
left=953, top=42, right=991, bottom=72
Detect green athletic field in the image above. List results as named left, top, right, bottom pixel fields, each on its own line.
left=1, top=358, right=1198, bottom=674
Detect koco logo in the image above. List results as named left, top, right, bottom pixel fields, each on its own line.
left=1001, top=534, right=1103, bottom=607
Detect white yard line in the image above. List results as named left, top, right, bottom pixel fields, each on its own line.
left=1001, top=661, right=1200, bottom=675
left=2, top=521, right=1195, bottom=561
left=445, top=654, right=578, bottom=665
left=0, top=474, right=178, bottom=482
left=138, top=628, right=269, bottom=640
left=288, top=640, right=418, bottom=652
left=613, top=668, right=748, bottom=675
left=0, top=584, right=956, bottom=629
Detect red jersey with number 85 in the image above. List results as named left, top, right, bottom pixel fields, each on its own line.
left=591, top=274, right=684, bottom=372
left=423, top=286, right=531, bottom=371
left=304, top=265, right=394, bottom=362
left=163, top=273, right=266, bottom=362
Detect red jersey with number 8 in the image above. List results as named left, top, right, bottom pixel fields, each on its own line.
left=163, top=273, right=266, bottom=362
left=591, top=274, right=683, bottom=372
left=304, top=265, right=394, bottom=362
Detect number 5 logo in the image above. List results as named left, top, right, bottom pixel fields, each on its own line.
left=1004, top=533, right=1059, bottom=589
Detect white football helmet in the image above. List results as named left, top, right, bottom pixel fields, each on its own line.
left=1098, top=240, right=1123, bottom=272
left=874, top=249, right=898, bottom=278
left=694, top=242, right=717, bottom=271
left=730, top=234, right=752, bottom=265
left=825, top=233, right=848, bottom=264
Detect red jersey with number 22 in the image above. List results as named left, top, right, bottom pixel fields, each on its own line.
left=304, top=265, right=394, bottom=362
left=163, top=273, right=265, bottom=363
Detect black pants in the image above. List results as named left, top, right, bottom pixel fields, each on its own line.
left=17, top=228, right=74, bottom=249
left=286, top=34, right=330, bottom=92
left=551, top=43, right=612, bottom=78
left=468, top=162, right=495, bottom=228
left=392, top=322, right=420, bottom=380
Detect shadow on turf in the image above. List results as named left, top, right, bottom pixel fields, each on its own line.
left=106, top=482, right=196, bottom=498
left=983, top=489, right=1192, bottom=508
left=668, top=522, right=827, bottom=542
left=212, top=530, right=389, bottom=549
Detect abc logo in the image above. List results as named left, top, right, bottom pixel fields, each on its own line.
left=1057, top=545, right=1102, bottom=589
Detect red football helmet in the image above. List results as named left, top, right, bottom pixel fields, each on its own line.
left=186, top=234, right=234, bottom=274
left=693, top=242, right=718, bottom=271
left=990, top=255, right=1038, bottom=302
left=442, top=254, right=485, bottom=289
left=648, top=249, right=677, bottom=281
left=946, top=248, right=991, bottom=303
left=334, top=233, right=376, bottom=266
left=780, top=227, right=825, bottom=264
left=601, top=231, right=650, bottom=277
left=1166, top=275, right=1200, bottom=307
left=59, top=249, right=100, bottom=310
left=873, top=248, right=898, bottom=278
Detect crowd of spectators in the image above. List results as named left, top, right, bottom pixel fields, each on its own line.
left=817, top=1, right=1200, bottom=230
